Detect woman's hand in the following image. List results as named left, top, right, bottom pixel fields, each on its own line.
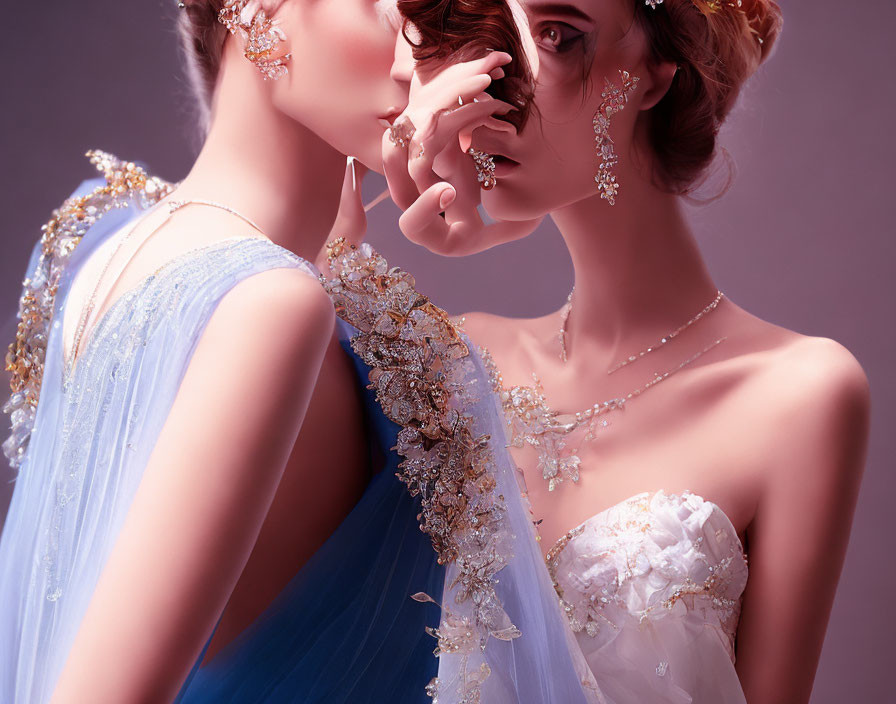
left=317, top=156, right=370, bottom=274
left=382, top=51, right=543, bottom=257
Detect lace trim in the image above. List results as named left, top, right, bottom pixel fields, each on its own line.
left=322, top=238, right=521, bottom=703
left=3, top=150, right=173, bottom=469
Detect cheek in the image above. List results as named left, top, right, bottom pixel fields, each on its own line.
left=279, top=4, right=394, bottom=114
left=317, top=8, right=394, bottom=99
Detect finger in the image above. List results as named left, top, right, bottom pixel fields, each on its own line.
left=398, top=181, right=455, bottom=251
left=408, top=99, right=517, bottom=186
left=327, top=156, right=368, bottom=248
left=382, top=126, right=423, bottom=211
left=412, top=98, right=514, bottom=161
left=426, top=74, right=499, bottom=125
left=417, top=50, right=511, bottom=88
left=458, top=113, right=518, bottom=153
left=443, top=51, right=513, bottom=83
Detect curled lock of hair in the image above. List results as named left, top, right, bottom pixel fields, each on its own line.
left=634, top=0, right=784, bottom=198
left=396, top=0, right=537, bottom=132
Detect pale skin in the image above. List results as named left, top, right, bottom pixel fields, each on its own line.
left=371, top=1, right=873, bottom=702
left=49, top=0, right=422, bottom=700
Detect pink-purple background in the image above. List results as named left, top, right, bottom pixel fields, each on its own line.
left=1, top=1, right=892, bottom=699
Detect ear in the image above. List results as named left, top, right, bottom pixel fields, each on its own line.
left=638, top=59, right=678, bottom=112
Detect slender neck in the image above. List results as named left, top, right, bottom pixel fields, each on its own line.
left=172, top=43, right=345, bottom=262
left=551, top=169, right=722, bottom=370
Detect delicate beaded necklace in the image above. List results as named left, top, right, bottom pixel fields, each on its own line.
left=481, top=290, right=727, bottom=492
left=559, top=288, right=725, bottom=364
left=68, top=199, right=268, bottom=371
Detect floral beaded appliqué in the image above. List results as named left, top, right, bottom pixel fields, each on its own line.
left=480, top=347, right=620, bottom=491
left=3, top=150, right=172, bottom=469
left=544, top=490, right=749, bottom=657
left=322, top=239, right=521, bottom=703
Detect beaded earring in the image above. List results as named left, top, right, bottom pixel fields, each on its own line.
left=217, top=0, right=292, bottom=80
left=467, top=147, right=497, bottom=190
left=593, top=69, right=639, bottom=205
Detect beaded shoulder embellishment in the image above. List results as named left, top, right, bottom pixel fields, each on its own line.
left=323, top=238, right=521, bottom=702
left=3, top=150, right=173, bottom=468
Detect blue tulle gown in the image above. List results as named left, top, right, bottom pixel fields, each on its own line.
left=174, top=321, right=444, bottom=702
left=0, top=152, right=443, bottom=703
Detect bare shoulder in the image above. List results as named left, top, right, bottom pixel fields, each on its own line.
left=746, top=332, right=871, bottom=493
left=215, top=265, right=334, bottom=343
left=760, top=333, right=870, bottom=413
left=454, top=310, right=519, bottom=354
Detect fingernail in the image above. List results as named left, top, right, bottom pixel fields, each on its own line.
left=439, top=187, right=457, bottom=210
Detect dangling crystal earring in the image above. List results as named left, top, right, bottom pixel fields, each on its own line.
left=218, top=0, right=292, bottom=80
left=593, top=69, right=639, bottom=205
left=467, top=147, right=497, bottom=190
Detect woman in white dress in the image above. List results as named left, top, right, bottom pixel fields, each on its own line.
left=342, top=0, right=873, bottom=701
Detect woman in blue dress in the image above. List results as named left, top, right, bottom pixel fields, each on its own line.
left=0, top=1, right=530, bottom=701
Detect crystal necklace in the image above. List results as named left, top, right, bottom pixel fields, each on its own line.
left=68, top=198, right=268, bottom=369
left=559, top=288, right=725, bottom=364
left=481, top=293, right=728, bottom=491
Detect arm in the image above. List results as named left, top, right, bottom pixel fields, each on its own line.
left=735, top=337, right=871, bottom=703
left=50, top=267, right=335, bottom=703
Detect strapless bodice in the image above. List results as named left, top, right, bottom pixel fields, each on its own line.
left=545, top=489, right=749, bottom=662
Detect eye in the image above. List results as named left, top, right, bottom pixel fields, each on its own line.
left=534, top=22, right=586, bottom=53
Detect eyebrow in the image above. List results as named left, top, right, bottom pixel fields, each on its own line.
left=525, top=2, right=594, bottom=23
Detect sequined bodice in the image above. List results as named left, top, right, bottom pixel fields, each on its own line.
left=544, top=489, right=749, bottom=660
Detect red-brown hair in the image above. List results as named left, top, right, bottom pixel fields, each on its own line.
left=396, top=0, right=537, bottom=132
left=634, top=0, right=784, bottom=196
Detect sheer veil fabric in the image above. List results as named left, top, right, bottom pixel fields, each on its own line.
left=0, top=159, right=320, bottom=702
left=323, top=241, right=604, bottom=704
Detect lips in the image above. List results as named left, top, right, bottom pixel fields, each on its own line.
left=377, top=107, right=405, bottom=128
left=491, top=154, right=520, bottom=177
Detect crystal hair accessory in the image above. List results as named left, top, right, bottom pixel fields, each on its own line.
left=467, top=147, right=497, bottom=190
left=593, top=69, right=639, bottom=206
left=218, top=0, right=292, bottom=80
left=645, top=0, right=746, bottom=13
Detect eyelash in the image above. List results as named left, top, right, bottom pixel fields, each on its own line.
left=534, top=22, right=587, bottom=54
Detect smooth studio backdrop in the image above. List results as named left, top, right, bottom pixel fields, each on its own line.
left=1, top=1, right=892, bottom=700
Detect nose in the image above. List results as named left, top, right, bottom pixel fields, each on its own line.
left=390, top=26, right=415, bottom=86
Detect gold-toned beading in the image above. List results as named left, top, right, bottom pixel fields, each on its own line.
left=218, top=0, right=292, bottom=80
left=4, top=150, right=172, bottom=468
left=322, top=238, right=520, bottom=703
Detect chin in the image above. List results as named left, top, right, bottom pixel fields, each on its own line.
left=342, top=124, right=386, bottom=175
left=352, top=147, right=385, bottom=175
left=482, top=183, right=546, bottom=222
